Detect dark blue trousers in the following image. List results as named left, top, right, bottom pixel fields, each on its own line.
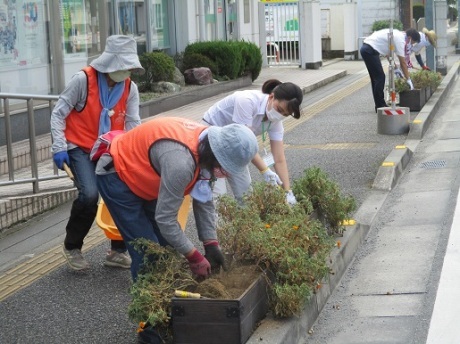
left=360, top=43, right=387, bottom=111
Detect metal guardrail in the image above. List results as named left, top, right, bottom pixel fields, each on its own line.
left=0, top=92, right=69, bottom=194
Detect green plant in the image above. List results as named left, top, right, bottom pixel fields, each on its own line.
left=128, top=240, right=198, bottom=340
left=410, top=69, right=431, bottom=89
left=395, top=77, right=410, bottom=93
left=183, top=40, right=262, bottom=81
left=235, top=40, right=263, bottom=81
left=371, top=19, right=403, bottom=32
left=181, top=52, right=219, bottom=76
left=184, top=41, right=241, bottom=80
left=216, top=182, right=335, bottom=317
left=413, top=4, right=425, bottom=22
left=448, top=5, right=458, bottom=22
left=292, top=167, right=356, bottom=236
left=131, top=51, right=176, bottom=92
left=129, top=167, right=353, bottom=328
left=408, top=70, right=442, bottom=90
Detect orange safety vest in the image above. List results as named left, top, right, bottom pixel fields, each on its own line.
left=110, top=117, right=206, bottom=200
left=65, top=66, right=131, bottom=151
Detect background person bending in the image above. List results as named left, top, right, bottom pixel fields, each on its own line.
left=360, top=28, right=421, bottom=112
left=96, top=117, right=258, bottom=281
left=202, top=79, right=303, bottom=205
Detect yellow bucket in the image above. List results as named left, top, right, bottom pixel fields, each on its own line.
left=96, top=195, right=191, bottom=241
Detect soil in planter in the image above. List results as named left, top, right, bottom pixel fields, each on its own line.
left=193, top=264, right=262, bottom=299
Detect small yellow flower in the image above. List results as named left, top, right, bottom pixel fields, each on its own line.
left=292, top=225, right=299, bottom=230
left=265, top=224, right=271, bottom=229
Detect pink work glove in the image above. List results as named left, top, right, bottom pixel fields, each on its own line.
left=186, top=250, right=211, bottom=277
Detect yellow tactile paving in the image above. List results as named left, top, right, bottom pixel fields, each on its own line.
left=0, top=226, right=106, bottom=301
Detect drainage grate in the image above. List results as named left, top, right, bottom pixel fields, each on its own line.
left=419, top=160, right=447, bottom=169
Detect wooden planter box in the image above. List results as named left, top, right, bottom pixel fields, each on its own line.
left=398, top=88, right=426, bottom=111
left=171, top=272, right=270, bottom=344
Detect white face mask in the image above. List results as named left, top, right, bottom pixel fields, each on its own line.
left=266, top=107, right=285, bottom=122
left=266, top=98, right=286, bottom=122
left=109, top=70, right=131, bottom=83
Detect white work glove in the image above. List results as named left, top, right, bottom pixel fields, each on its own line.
left=261, top=168, right=282, bottom=186
left=406, top=78, right=414, bottom=90
left=394, top=68, right=403, bottom=78
left=285, top=190, right=297, bottom=206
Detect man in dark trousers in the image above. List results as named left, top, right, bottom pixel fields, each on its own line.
left=360, top=28, right=421, bottom=112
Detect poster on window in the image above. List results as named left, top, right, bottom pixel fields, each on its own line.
left=0, top=0, right=46, bottom=67
left=61, top=0, right=87, bottom=57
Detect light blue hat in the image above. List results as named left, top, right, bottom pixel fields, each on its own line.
left=208, top=124, right=258, bottom=175
left=90, top=35, right=145, bottom=75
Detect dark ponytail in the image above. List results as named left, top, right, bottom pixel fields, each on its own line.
left=261, top=79, right=282, bottom=94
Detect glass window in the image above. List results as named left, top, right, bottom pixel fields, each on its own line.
left=113, top=0, right=146, bottom=53
left=61, top=0, right=88, bottom=57
left=0, top=0, right=48, bottom=69
left=149, top=0, right=169, bottom=50
left=0, top=0, right=50, bottom=94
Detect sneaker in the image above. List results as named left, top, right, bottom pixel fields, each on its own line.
left=62, top=246, right=90, bottom=270
left=104, top=250, right=132, bottom=269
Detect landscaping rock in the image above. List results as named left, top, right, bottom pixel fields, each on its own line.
left=184, top=67, right=213, bottom=85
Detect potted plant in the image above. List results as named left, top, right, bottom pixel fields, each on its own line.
left=395, top=76, right=426, bottom=111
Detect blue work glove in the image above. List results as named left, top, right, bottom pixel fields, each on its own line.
left=53, top=151, right=70, bottom=170
left=261, top=168, right=282, bottom=186
left=285, top=190, right=297, bottom=206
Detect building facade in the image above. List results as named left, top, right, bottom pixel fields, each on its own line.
left=0, top=0, right=260, bottom=96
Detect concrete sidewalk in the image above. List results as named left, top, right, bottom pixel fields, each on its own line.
left=0, top=59, right=349, bottom=232
left=1, top=54, right=459, bottom=344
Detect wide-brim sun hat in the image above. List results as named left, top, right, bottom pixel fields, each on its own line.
left=90, top=35, right=145, bottom=75
left=208, top=124, right=258, bottom=176
left=422, top=28, right=437, bottom=48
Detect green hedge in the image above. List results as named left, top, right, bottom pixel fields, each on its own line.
left=131, top=51, right=176, bottom=92
left=413, top=4, right=425, bottom=22
left=183, top=40, right=262, bottom=81
left=371, top=19, right=403, bottom=32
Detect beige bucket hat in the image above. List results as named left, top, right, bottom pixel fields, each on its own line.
left=422, top=28, right=437, bottom=48
left=90, top=35, right=145, bottom=75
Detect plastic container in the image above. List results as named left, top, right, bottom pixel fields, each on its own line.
left=96, top=195, right=191, bottom=240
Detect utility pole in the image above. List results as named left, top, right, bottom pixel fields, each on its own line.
left=457, top=0, right=460, bottom=53
left=425, top=0, right=435, bottom=70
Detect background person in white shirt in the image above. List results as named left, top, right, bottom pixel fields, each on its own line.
left=360, top=28, right=421, bottom=112
left=202, top=79, right=303, bottom=205
left=410, top=28, right=437, bottom=70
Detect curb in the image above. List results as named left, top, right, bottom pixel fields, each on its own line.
left=139, top=76, right=253, bottom=119
left=247, top=62, right=460, bottom=344
left=408, top=62, right=460, bottom=140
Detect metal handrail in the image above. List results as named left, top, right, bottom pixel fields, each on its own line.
left=0, top=92, right=69, bottom=194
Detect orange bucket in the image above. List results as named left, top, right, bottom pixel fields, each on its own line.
left=96, top=195, right=191, bottom=240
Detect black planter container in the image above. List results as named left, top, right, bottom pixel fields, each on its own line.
left=398, top=89, right=426, bottom=111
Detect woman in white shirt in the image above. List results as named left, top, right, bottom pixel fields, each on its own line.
left=202, top=79, right=303, bottom=205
